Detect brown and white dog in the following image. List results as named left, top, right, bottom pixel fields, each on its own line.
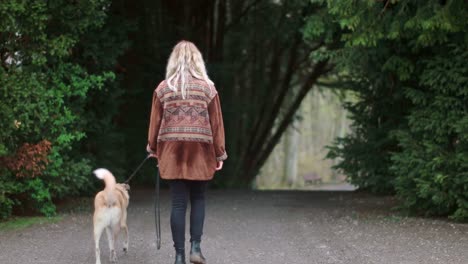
left=93, top=168, right=130, bottom=264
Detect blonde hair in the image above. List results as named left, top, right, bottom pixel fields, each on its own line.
left=165, top=40, right=214, bottom=99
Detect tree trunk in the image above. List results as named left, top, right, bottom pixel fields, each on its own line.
left=284, top=118, right=299, bottom=187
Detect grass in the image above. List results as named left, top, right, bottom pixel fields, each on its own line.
left=0, top=216, right=62, bottom=232
left=0, top=196, right=92, bottom=232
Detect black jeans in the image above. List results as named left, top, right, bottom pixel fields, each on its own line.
left=168, top=179, right=208, bottom=251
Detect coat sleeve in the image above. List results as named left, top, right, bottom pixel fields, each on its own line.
left=208, top=94, right=228, bottom=161
left=147, top=90, right=163, bottom=154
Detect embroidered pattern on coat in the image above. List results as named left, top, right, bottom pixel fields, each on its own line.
left=156, top=80, right=216, bottom=144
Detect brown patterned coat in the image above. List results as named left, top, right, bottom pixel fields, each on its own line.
left=147, top=78, right=227, bottom=180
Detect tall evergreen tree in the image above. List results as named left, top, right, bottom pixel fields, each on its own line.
left=309, top=0, right=468, bottom=220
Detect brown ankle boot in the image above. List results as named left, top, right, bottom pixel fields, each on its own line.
left=189, top=241, right=206, bottom=264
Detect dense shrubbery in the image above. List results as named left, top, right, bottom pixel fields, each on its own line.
left=308, top=0, right=468, bottom=220
left=0, top=0, right=128, bottom=218
left=391, top=46, right=468, bottom=220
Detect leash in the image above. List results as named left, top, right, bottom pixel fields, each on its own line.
left=124, top=155, right=151, bottom=184
left=154, top=162, right=161, bottom=250
left=124, top=155, right=161, bottom=250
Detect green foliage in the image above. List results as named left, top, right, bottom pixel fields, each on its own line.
left=0, top=0, right=128, bottom=219
left=391, top=45, right=468, bottom=220
left=24, top=177, right=56, bottom=216
left=325, top=44, right=408, bottom=194
left=312, top=0, right=468, bottom=220
left=0, top=170, right=55, bottom=217
left=0, top=175, right=16, bottom=219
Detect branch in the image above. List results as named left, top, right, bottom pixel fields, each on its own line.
left=245, top=38, right=324, bottom=164
left=380, top=0, right=390, bottom=15
left=244, top=34, right=302, bottom=168
left=224, top=0, right=264, bottom=32
left=315, top=80, right=352, bottom=89
left=246, top=59, right=330, bottom=179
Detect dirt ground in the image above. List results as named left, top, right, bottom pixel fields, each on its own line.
left=0, top=189, right=467, bottom=264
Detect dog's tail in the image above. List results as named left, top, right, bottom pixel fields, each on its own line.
left=93, top=168, right=116, bottom=194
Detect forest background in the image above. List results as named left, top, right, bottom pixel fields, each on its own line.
left=1, top=0, right=466, bottom=222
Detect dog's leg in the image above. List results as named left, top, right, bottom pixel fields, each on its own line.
left=121, top=209, right=129, bottom=253
left=122, top=225, right=129, bottom=253
left=94, top=222, right=105, bottom=264
left=106, top=227, right=117, bottom=263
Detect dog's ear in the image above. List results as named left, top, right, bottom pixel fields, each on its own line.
left=123, top=183, right=130, bottom=191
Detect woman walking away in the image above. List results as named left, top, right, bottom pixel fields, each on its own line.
left=147, top=40, right=227, bottom=264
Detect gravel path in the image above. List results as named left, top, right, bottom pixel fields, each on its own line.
left=0, top=189, right=467, bottom=264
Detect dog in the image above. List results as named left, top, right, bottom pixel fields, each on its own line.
left=93, top=168, right=130, bottom=264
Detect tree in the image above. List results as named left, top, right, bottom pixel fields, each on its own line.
left=0, top=0, right=129, bottom=218
left=316, top=0, right=468, bottom=220
left=118, top=0, right=334, bottom=186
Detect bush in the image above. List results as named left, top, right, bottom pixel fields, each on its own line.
left=0, top=176, right=17, bottom=219
left=315, top=0, right=468, bottom=220
left=0, top=0, right=127, bottom=219
left=391, top=46, right=468, bottom=221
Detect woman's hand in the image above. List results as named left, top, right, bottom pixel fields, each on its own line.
left=215, top=161, right=223, bottom=171
left=146, top=144, right=157, bottom=158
